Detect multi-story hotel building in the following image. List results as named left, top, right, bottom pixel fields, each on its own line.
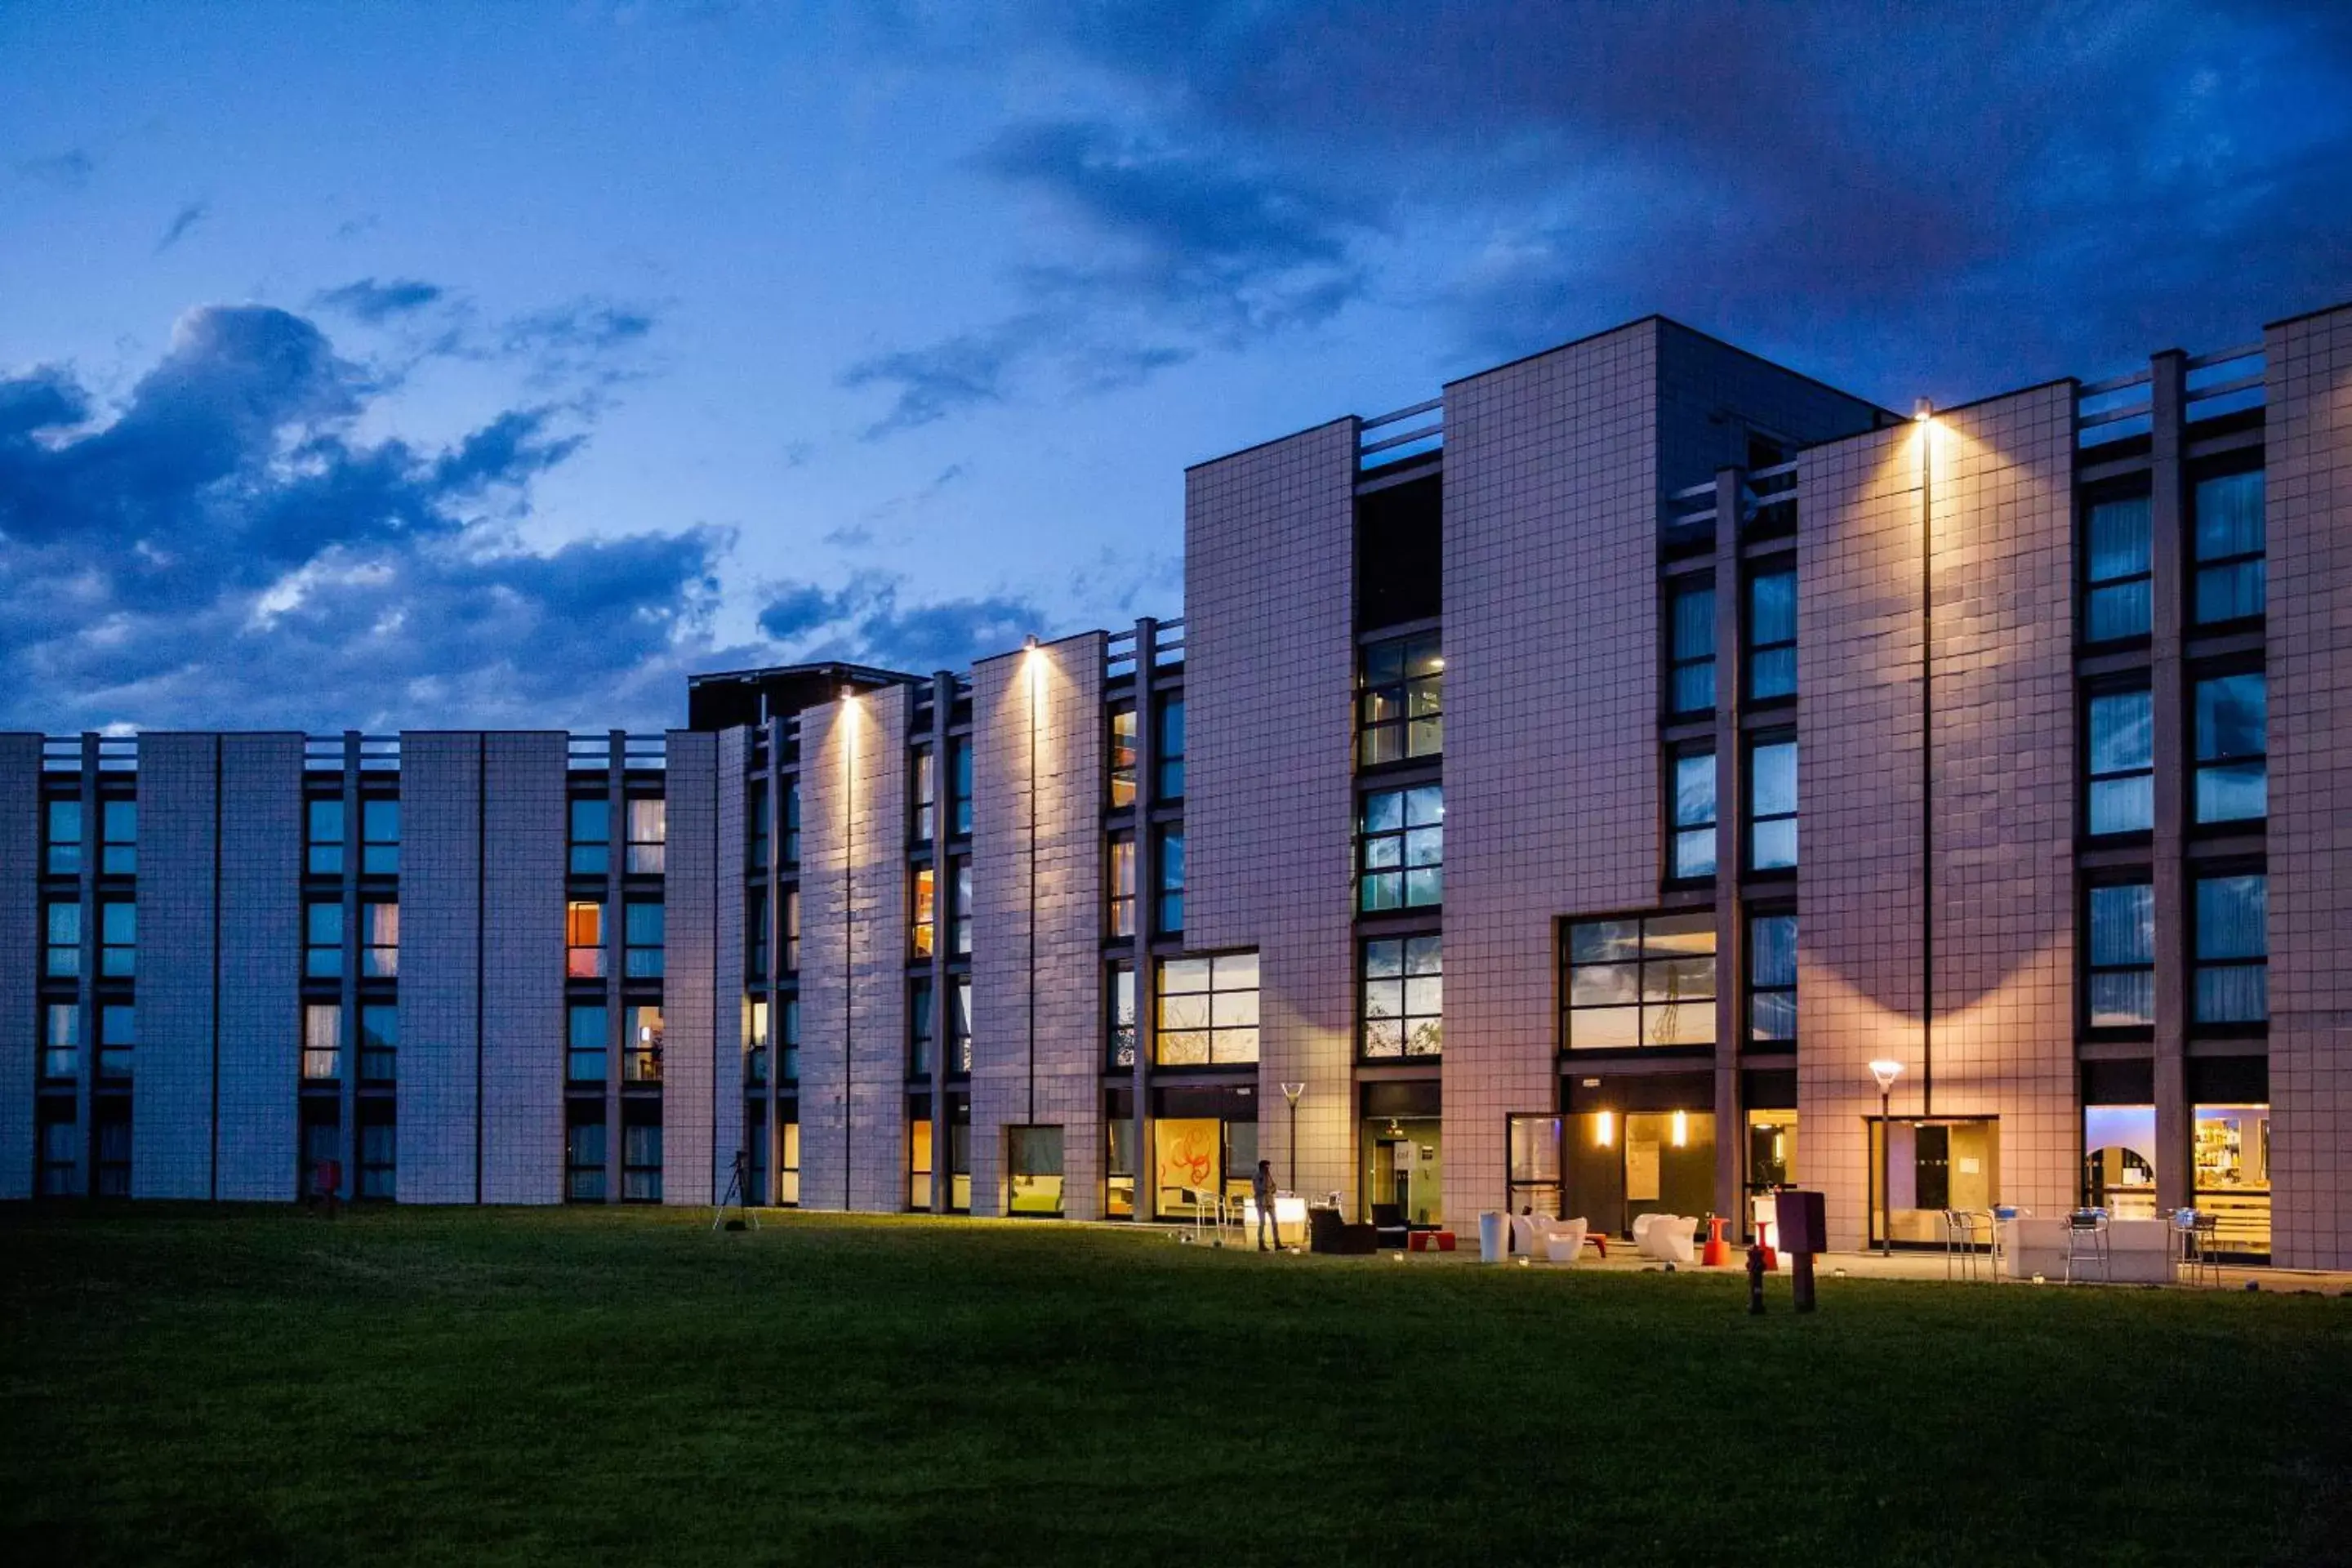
left=6, top=300, right=2349, bottom=1268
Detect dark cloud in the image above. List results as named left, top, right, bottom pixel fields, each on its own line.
left=754, top=574, right=1049, bottom=673
left=313, top=277, right=448, bottom=323
left=839, top=318, right=1037, bottom=436
left=155, top=200, right=209, bottom=252
left=0, top=305, right=725, bottom=732
left=16, top=149, right=95, bottom=191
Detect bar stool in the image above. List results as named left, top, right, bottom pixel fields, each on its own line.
left=1942, top=1209, right=1984, bottom=1281
left=2184, top=1210, right=2222, bottom=1288
left=2065, top=1208, right=2109, bottom=1284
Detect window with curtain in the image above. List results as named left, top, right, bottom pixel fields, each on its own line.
left=2085, top=881, right=2155, bottom=1029
left=2085, top=687, right=2154, bottom=835
left=1747, top=737, right=1797, bottom=871
left=361, top=902, right=399, bottom=978
left=1108, top=706, right=1138, bottom=808
left=360, top=798, right=399, bottom=875
left=1667, top=579, right=1717, bottom=715
left=1746, top=568, right=1797, bottom=700
left=1672, top=746, right=1717, bottom=880
left=2193, top=872, right=2266, bottom=1026
left=305, top=798, right=344, bottom=875
left=360, top=1005, right=398, bottom=1081
left=626, top=797, right=666, bottom=874
left=2082, top=495, right=2153, bottom=643
left=100, top=799, right=136, bottom=875
left=1748, top=912, right=1796, bottom=1045
left=2194, top=670, right=2266, bottom=825
left=1107, top=832, right=1136, bottom=938
left=567, top=900, right=605, bottom=978
left=911, top=866, right=936, bottom=958
left=910, top=745, right=935, bottom=842
left=2191, top=470, right=2265, bottom=625
left=302, top=1004, right=341, bottom=1080
left=45, top=798, right=82, bottom=875
left=624, top=902, right=664, bottom=978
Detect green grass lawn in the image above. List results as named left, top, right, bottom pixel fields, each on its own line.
left=3, top=1207, right=2348, bottom=1566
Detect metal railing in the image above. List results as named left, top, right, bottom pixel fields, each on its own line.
left=2184, top=342, right=2265, bottom=424
left=1106, top=617, right=1186, bottom=682
left=1359, top=397, right=1441, bottom=469
left=2078, top=341, right=2264, bottom=448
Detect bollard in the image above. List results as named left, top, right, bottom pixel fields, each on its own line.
left=1791, top=1250, right=1817, bottom=1312
left=1746, top=1241, right=1766, bottom=1315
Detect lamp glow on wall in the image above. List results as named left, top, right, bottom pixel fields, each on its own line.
left=1669, top=1110, right=1688, bottom=1149
left=1022, top=635, right=1040, bottom=1125
left=840, top=684, right=858, bottom=1214
left=1594, top=1110, right=1615, bottom=1148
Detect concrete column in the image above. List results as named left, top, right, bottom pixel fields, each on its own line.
left=0, top=733, right=44, bottom=1200
left=1710, top=467, right=1747, bottom=1232
left=215, top=733, right=303, bottom=1201
left=1129, top=617, right=1160, bottom=1222
left=2146, top=349, right=2192, bottom=1214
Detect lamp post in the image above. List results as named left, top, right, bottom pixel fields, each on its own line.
left=1280, top=1081, right=1305, bottom=1193
left=1869, top=1058, right=1904, bottom=1256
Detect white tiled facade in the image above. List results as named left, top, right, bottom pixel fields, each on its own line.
left=7, top=303, right=2351, bottom=1268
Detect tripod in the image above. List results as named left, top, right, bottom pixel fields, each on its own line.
left=712, top=1148, right=759, bottom=1232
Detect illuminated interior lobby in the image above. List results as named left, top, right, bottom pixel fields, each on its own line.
left=7, top=296, right=2350, bottom=1272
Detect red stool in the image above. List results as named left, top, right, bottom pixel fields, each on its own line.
left=1702, top=1214, right=1731, bottom=1267
left=1409, top=1231, right=1432, bottom=1253
left=1434, top=1231, right=1456, bottom=1252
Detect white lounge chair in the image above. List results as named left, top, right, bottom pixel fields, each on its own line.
left=1542, top=1218, right=1590, bottom=1264
left=1633, top=1213, right=1697, bottom=1263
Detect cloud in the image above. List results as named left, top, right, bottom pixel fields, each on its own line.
left=0, top=304, right=726, bottom=731
left=753, top=573, right=1049, bottom=673
left=839, top=317, right=1040, bottom=436
left=16, top=149, right=95, bottom=191
left=313, top=278, right=448, bottom=323
left=155, top=200, right=209, bottom=252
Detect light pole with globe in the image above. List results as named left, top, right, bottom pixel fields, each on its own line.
left=1869, top=1058, right=1904, bottom=1255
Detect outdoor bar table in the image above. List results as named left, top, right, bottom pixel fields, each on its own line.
left=1998, top=1216, right=2173, bottom=1282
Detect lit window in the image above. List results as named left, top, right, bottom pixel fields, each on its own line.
left=306, top=798, right=345, bottom=875
left=1746, top=737, right=1796, bottom=871
left=2194, top=670, right=2266, bottom=825
left=1671, top=746, right=1717, bottom=880
left=568, top=1004, right=608, bottom=1083
left=910, top=1116, right=934, bottom=1210
left=1108, top=706, right=1138, bottom=808
left=1156, top=827, right=1184, bottom=934
left=744, top=998, right=769, bottom=1086
left=569, top=797, right=610, bottom=875
left=2193, top=873, right=2267, bottom=1027
left=303, top=1004, right=341, bottom=1081
left=1359, top=785, right=1442, bottom=911
left=1667, top=579, right=1716, bottom=716
left=305, top=902, right=342, bottom=979
left=360, top=902, right=399, bottom=978
left=360, top=798, right=399, bottom=875
left=1156, top=952, right=1258, bottom=1066
left=2085, top=882, right=2154, bottom=1029
left=2086, top=687, right=2154, bottom=836
left=783, top=888, right=800, bottom=974
left=623, top=901, right=664, bottom=978
left=44, top=799, right=82, bottom=875
left=1746, top=568, right=1797, bottom=701
left=1107, top=832, right=1137, bottom=938
left=2082, top=494, right=2152, bottom=643
left=2191, top=470, right=2264, bottom=626
left=567, top=900, right=606, bottom=978
left=1564, top=912, right=1716, bottom=1049
left=624, top=1004, right=663, bottom=1082
left=1361, top=936, right=1441, bottom=1058
left=100, top=900, right=136, bottom=978
left=100, top=800, right=136, bottom=875
left=626, top=797, right=666, bottom=875
left=1359, top=634, right=1441, bottom=765
left=46, top=901, right=81, bottom=978
left=1747, top=912, right=1796, bottom=1044
left=911, top=867, right=937, bottom=958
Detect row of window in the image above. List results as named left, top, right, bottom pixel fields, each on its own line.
left=567, top=797, right=669, bottom=876
left=2085, top=670, right=2267, bottom=836
left=42, top=799, right=138, bottom=876
left=305, top=798, right=403, bottom=876
left=2085, top=870, right=2270, bottom=1028
left=2082, top=470, right=2265, bottom=644
left=1107, top=829, right=1186, bottom=938
left=1667, top=566, right=1797, bottom=717
left=1107, top=697, right=1187, bottom=805
left=39, top=1001, right=136, bottom=1080
left=1561, top=911, right=1795, bottom=1050
left=43, top=901, right=136, bottom=978
left=1669, top=737, right=1797, bottom=880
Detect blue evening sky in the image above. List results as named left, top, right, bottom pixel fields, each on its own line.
left=4, top=1, right=2347, bottom=730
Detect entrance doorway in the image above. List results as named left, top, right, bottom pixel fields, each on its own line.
left=1869, top=1117, right=1999, bottom=1245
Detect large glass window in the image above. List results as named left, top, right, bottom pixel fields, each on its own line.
left=911, top=866, right=937, bottom=959
left=1360, top=632, right=1441, bottom=765
left=910, top=1116, right=934, bottom=1209
left=44, top=901, right=79, bottom=977
left=567, top=900, right=606, bottom=978
left=2086, top=687, right=2154, bottom=836
left=1006, top=1125, right=1065, bottom=1216
left=98, top=1003, right=136, bottom=1079
left=2194, top=670, right=2266, bottom=826
left=1108, top=706, right=1138, bottom=808
left=100, top=901, right=135, bottom=978
left=1747, top=737, right=1797, bottom=871
left=1156, top=952, right=1258, bottom=1066
left=2194, top=1103, right=2271, bottom=1255
left=360, top=798, right=399, bottom=876
left=568, top=1003, right=608, bottom=1082
left=43, top=1004, right=78, bottom=1080
left=100, top=800, right=136, bottom=875
left=1107, top=962, right=1136, bottom=1067
left=360, top=902, right=399, bottom=978
left=2086, top=881, right=2156, bottom=1030
left=2193, top=872, right=2266, bottom=1026
left=626, top=798, right=666, bottom=875
left=624, top=1004, right=664, bottom=1082
left=1671, top=746, right=1717, bottom=881
left=45, top=799, right=82, bottom=875
left=1359, top=785, right=1442, bottom=911
left=303, top=1004, right=341, bottom=1080
left=1746, top=568, right=1796, bottom=702
left=624, top=901, right=664, bottom=978
left=2191, top=470, right=2265, bottom=625
left=1667, top=579, right=1717, bottom=716
left=745, top=998, right=769, bottom=1085
left=1508, top=1116, right=1562, bottom=1217
left=306, top=798, right=345, bottom=876
left=1564, top=912, right=1716, bottom=1049
left=1156, top=697, right=1186, bottom=799
left=1107, top=832, right=1136, bottom=938
left=2082, top=495, right=2152, bottom=643
left=568, top=797, right=610, bottom=875
left=622, top=1120, right=662, bottom=1202
left=1747, top=912, right=1796, bottom=1045
left=359, top=1004, right=396, bottom=1082
left=911, top=745, right=936, bottom=842
left=1361, top=936, right=1441, bottom=1058
left=1156, top=827, right=1184, bottom=935
left=305, top=901, right=341, bottom=979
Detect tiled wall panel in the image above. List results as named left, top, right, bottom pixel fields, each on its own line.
left=214, top=734, right=301, bottom=1200
left=0, top=735, right=35, bottom=1199
left=133, top=733, right=219, bottom=1199
left=480, top=733, right=564, bottom=1205
left=971, top=633, right=1106, bottom=1217
left=660, top=728, right=719, bottom=1207
left=398, top=733, right=483, bottom=1202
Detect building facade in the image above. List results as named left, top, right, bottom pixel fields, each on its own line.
left=7, top=302, right=2350, bottom=1268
